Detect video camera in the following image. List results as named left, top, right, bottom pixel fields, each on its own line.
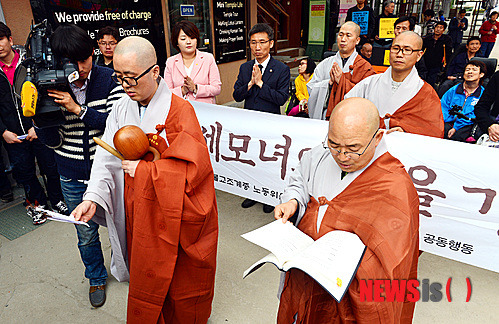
left=449, top=105, right=476, bottom=122
left=21, top=20, right=79, bottom=128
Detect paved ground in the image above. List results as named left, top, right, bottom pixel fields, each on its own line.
left=0, top=36, right=498, bottom=324
left=0, top=190, right=499, bottom=323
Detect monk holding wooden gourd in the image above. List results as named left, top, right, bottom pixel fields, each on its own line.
left=72, top=36, right=218, bottom=323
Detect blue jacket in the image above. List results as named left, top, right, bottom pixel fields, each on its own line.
left=441, top=83, right=483, bottom=130
left=233, top=56, right=290, bottom=114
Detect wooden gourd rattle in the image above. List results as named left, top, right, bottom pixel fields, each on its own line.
left=93, top=125, right=160, bottom=161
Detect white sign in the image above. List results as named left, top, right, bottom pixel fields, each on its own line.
left=191, top=101, right=499, bottom=273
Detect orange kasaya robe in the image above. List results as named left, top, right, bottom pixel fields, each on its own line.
left=124, top=95, right=218, bottom=324
left=382, top=82, right=444, bottom=138
left=325, top=55, right=376, bottom=119
left=277, top=152, right=420, bottom=324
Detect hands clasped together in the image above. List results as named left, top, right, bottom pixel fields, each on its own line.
left=181, top=75, right=197, bottom=96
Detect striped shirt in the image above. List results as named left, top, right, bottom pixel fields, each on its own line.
left=36, top=64, right=125, bottom=180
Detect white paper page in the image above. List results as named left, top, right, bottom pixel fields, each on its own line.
left=243, top=253, right=282, bottom=278
left=34, top=207, right=90, bottom=227
left=241, top=220, right=314, bottom=265
left=283, top=230, right=365, bottom=302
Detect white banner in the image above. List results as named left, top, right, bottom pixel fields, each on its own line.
left=191, top=101, right=499, bottom=273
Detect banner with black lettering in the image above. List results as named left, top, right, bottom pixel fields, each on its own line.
left=192, top=101, right=499, bottom=273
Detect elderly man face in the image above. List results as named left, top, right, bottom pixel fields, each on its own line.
left=360, top=43, right=372, bottom=58
left=385, top=2, right=395, bottom=15
left=389, top=31, right=423, bottom=74
left=337, top=23, right=360, bottom=56
left=326, top=98, right=383, bottom=172
left=113, top=37, right=160, bottom=106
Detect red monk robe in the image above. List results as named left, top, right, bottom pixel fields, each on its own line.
left=277, top=152, right=419, bottom=324
left=325, top=56, right=376, bottom=119
left=124, top=95, right=218, bottom=323
left=383, top=82, right=444, bottom=138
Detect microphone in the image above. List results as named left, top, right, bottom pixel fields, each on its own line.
left=21, top=80, right=38, bottom=117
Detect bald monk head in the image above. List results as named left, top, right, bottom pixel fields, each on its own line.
left=389, top=31, right=424, bottom=80
left=337, top=22, right=361, bottom=57
left=113, top=36, right=160, bottom=106
left=327, top=98, right=383, bottom=172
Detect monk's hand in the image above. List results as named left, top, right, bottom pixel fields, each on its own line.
left=122, top=160, right=140, bottom=177
left=274, top=199, right=298, bottom=223
left=386, top=126, right=405, bottom=134
left=72, top=200, right=97, bottom=222
left=448, top=128, right=456, bottom=138
left=329, top=64, right=335, bottom=85
left=331, top=63, right=342, bottom=84
left=47, top=90, right=81, bottom=115
left=488, top=124, right=499, bottom=142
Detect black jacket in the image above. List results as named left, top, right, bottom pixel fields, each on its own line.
left=422, top=34, right=453, bottom=70
left=346, top=5, right=375, bottom=39
left=233, top=56, right=290, bottom=114
left=0, top=53, right=31, bottom=137
left=474, top=71, right=499, bottom=133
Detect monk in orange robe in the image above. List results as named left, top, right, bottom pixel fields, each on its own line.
left=274, top=97, right=419, bottom=323
left=73, top=36, right=218, bottom=323
left=345, top=31, right=444, bottom=138
left=307, top=22, right=376, bottom=120
left=325, top=55, right=376, bottom=119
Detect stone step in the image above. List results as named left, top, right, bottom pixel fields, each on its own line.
left=277, top=47, right=301, bottom=57
left=276, top=39, right=289, bottom=50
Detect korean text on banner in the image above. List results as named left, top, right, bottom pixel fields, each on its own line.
left=190, top=101, right=499, bottom=274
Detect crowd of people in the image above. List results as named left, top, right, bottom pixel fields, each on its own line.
left=0, top=4, right=498, bottom=323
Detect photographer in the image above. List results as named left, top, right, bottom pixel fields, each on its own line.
left=34, top=24, right=123, bottom=307
left=441, top=60, right=486, bottom=141
left=0, top=22, right=65, bottom=224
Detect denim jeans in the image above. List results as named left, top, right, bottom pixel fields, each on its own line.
left=60, top=176, right=107, bottom=286
left=481, top=42, right=495, bottom=58
left=5, top=139, right=63, bottom=206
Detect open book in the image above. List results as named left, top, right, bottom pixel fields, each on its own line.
left=241, top=220, right=366, bottom=303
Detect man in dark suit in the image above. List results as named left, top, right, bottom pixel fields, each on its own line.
left=233, top=23, right=290, bottom=114
left=233, top=23, right=290, bottom=213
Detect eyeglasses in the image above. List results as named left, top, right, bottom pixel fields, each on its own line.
left=98, top=41, right=117, bottom=47
left=249, top=40, right=271, bottom=46
left=389, top=45, right=422, bottom=55
left=111, top=65, right=156, bottom=86
left=322, top=129, right=379, bottom=160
